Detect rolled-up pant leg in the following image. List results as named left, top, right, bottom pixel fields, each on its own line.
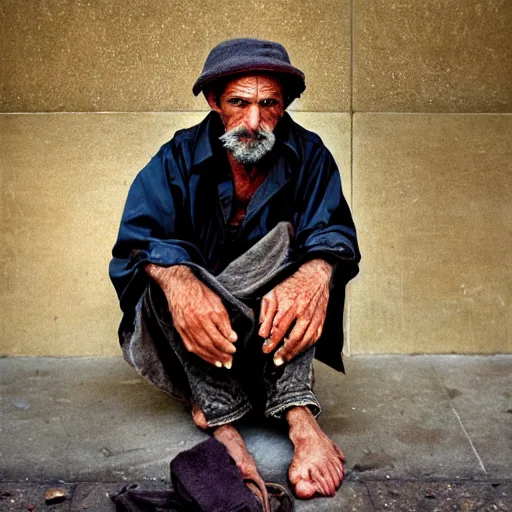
left=263, top=346, right=320, bottom=419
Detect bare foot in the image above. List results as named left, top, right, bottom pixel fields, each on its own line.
left=191, top=401, right=208, bottom=430
left=214, top=424, right=269, bottom=506
left=286, top=407, right=345, bottom=499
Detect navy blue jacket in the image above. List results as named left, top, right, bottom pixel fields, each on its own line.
left=109, top=111, right=360, bottom=370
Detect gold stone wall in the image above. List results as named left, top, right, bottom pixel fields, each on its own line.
left=1, top=1, right=511, bottom=355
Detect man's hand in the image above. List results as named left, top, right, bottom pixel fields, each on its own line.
left=146, top=264, right=237, bottom=368
left=258, top=259, right=333, bottom=365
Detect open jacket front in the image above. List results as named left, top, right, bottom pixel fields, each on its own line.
left=109, top=111, right=360, bottom=371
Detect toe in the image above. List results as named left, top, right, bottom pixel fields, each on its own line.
left=323, top=466, right=337, bottom=496
left=330, top=460, right=343, bottom=487
left=334, top=443, right=346, bottom=463
left=311, top=468, right=331, bottom=497
left=294, top=479, right=316, bottom=499
left=191, top=405, right=208, bottom=430
left=324, top=463, right=338, bottom=494
left=338, top=461, right=345, bottom=483
left=334, top=468, right=343, bottom=488
left=288, top=462, right=309, bottom=484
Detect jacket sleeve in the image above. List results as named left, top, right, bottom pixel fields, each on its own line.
left=295, top=142, right=360, bottom=276
left=109, top=143, right=204, bottom=312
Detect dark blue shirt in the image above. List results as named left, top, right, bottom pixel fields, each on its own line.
left=109, top=111, right=360, bottom=369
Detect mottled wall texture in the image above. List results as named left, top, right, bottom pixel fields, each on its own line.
left=1, top=0, right=511, bottom=356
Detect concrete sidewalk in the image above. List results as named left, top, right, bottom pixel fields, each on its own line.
left=1, top=355, right=511, bottom=511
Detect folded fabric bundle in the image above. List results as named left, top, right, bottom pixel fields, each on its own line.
left=111, top=437, right=293, bottom=512
left=170, top=437, right=262, bottom=512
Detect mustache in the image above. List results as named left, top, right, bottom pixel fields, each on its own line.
left=223, top=126, right=273, bottom=141
left=218, top=125, right=276, bottom=164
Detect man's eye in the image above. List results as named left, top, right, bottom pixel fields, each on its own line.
left=228, top=98, right=247, bottom=106
left=261, top=99, right=278, bottom=107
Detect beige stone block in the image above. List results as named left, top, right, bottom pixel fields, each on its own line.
left=0, top=0, right=350, bottom=113
left=290, top=112, right=352, bottom=199
left=0, top=111, right=350, bottom=356
left=350, top=114, right=512, bottom=354
left=289, top=113, right=354, bottom=355
left=353, top=0, right=512, bottom=112
left=0, top=112, right=206, bottom=356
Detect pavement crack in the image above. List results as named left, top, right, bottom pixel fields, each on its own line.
left=363, top=481, right=378, bottom=511
left=67, top=483, right=79, bottom=511
left=432, top=365, right=488, bottom=475
left=449, top=403, right=487, bottom=474
left=58, top=415, right=71, bottom=439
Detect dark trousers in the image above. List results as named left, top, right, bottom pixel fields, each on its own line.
left=122, top=223, right=323, bottom=428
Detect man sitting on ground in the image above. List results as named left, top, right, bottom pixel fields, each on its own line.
left=109, top=38, right=360, bottom=500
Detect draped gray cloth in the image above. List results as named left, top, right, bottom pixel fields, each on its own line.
left=122, top=222, right=300, bottom=401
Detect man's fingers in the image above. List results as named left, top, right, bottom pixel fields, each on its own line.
left=176, top=326, right=193, bottom=353
left=273, top=346, right=286, bottom=366
left=178, top=330, right=218, bottom=366
left=309, top=306, right=327, bottom=343
left=273, top=309, right=326, bottom=365
left=204, top=319, right=237, bottom=355
left=262, top=337, right=278, bottom=354
left=181, top=323, right=233, bottom=366
left=273, top=317, right=309, bottom=362
left=258, top=293, right=277, bottom=339
left=287, top=317, right=312, bottom=347
left=259, top=295, right=268, bottom=324
left=212, top=307, right=238, bottom=344
left=264, top=305, right=298, bottom=356
left=197, top=324, right=235, bottom=364
left=203, top=290, right=238, bottom=343
left=262, top=305, right=297, bottom=355
left=284, top=311, right=322, bottom=360
left=269, top=304, right=297, bottom=344
left=273, top=339, right=304, bottom=366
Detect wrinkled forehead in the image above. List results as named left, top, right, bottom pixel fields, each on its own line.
left=222, top=74, right=284, bottom=98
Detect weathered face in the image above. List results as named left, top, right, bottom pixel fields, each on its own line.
left=212, top=74, right=285, bottom=133
left=207, top=75, right=285, bottom=164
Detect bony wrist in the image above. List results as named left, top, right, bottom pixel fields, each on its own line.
left=145, top=263, right=192, bottom=286
left=302, top=258, right=333, bottom=280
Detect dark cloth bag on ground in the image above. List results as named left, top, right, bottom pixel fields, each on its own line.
left=111, top=485, right=187, bottom=512
left=111, top=437, right=293, bottom=512
left=170, top=437, right=261, bottom=511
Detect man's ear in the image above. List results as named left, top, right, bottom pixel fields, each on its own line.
left=205, top=91, right=222, bottom=114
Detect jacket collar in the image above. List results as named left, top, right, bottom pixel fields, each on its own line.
left=191, top=111, right=300, bottom=169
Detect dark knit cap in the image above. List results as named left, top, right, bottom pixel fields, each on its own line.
left=192, top=38, right=306, bottom=100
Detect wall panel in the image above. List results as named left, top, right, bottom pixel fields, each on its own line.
left=0, top=0, right=351, bottom=113
left=353, top=0, right=512, bottom=112
left=0, top=112, right=351, bottom=356
left=351, top=113, right=512, bottom=353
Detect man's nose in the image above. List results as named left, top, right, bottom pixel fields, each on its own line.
left=244, top=104, right=261, bottom=132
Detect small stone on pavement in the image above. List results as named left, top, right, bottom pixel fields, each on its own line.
left=44, top=487, right=67, bottom=505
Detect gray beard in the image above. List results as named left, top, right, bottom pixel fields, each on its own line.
left=218, top=126, right=276, bottom=165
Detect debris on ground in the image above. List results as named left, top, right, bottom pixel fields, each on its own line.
left=44, top=487, right=67, bottom=505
